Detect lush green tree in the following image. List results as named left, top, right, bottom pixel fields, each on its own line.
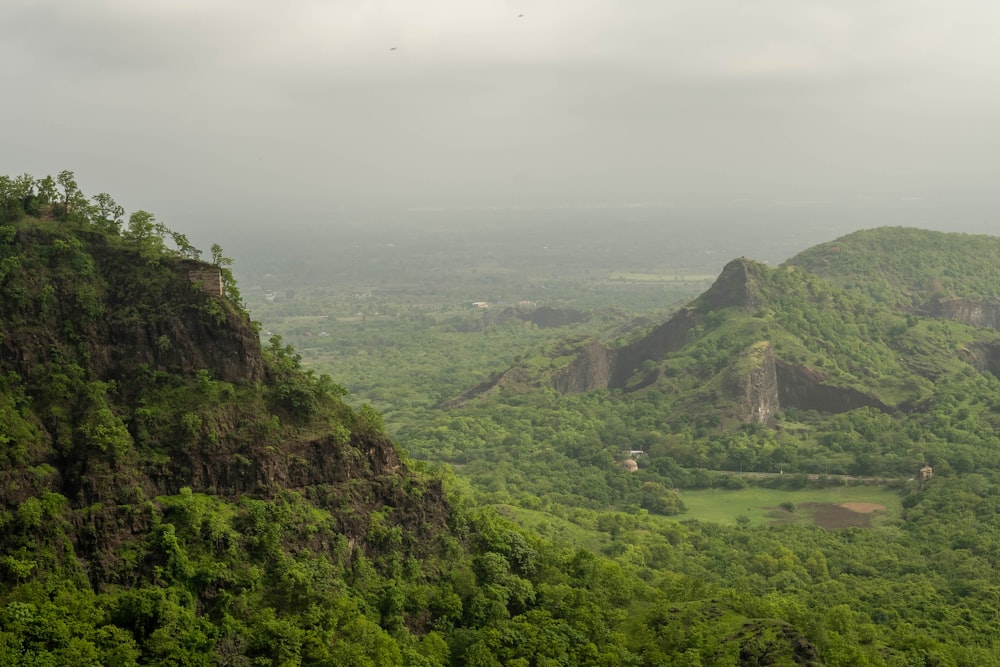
left=211, top=242, right=242, bottom=305
left=91, top=192, right=125, bottom=233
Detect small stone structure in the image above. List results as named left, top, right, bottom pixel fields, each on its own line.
left=188, top=268, right=223, bottom=297
left=919, top=464, right=933, bottom=489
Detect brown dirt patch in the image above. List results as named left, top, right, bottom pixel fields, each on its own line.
left=800, top=502, right=876, bottom=530
left=839, top=502, right=885, bottom=514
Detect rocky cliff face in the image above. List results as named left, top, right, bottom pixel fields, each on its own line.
left=163, top=429, right=403, bottom=499
left=923, top=297, right=1000, bottom=331
left=726, top=346, right=888, bottom=424
left=547, top=259, right=764, bottom=399
left=696, top=257, right=764, bottom=312
left=608, top=308, right=698, bottom=389
left=608, top=258, right=764, bottom=390
left=959, top=341, right=1000, bottom=380
left=458, top=256, right=899, bottom=422
left=732, top=343, right=780, bottom=425
left=94, top=299, right=263, bottom=385
left=551, top=339, right=615, bottom=393
left=163, top=427, right=449, bottom=560
left=775, top=361, right=889, bottom=414
left=95, top=244, right=264, bottom=384
left=544, top=258, right=894, bottom=422
left=543, top=308, right=695, bottom=395
left=0, top=229, right=264, bottom=386
left=0, top=220, right=451, bottom=576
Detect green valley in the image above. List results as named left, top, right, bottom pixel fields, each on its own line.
left=5, top=174, right=1000, bottom=665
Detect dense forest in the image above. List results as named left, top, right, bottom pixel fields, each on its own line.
left=4, top=173, right=1000, bottom=665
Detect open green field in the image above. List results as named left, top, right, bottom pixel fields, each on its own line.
left=678, top=484, right=905, bottom=527
left=494, top=484, right=907, bottom=553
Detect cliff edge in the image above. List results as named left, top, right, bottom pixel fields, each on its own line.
left=0, top=213, right=451, bottom=584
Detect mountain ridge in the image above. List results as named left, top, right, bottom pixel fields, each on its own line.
left=455, top=255, right=918, bottom=426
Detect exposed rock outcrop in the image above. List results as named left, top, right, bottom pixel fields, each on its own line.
left=0, top=231, right=264, bottom=386
left=608, top=258, right=765, bottom=389
left=726, top=345, right=888, bottom=424
left=696, top=257, right=764, bottom=312
left=552, top=339, right=614, bottom=393
left=775, top=361, right=889, bottom=414
left=923, top=296, right=1000, bottom=331
left=123, top=429, right=408, bottom=501
left=94, top=299, right=263, bottom=385
left=459, top=256, right=896, bottom=422
left=608, top=308, right=698, bottom=389
left=554, top=259, right=764, bottom=393
left=732, top=343, right=780, bottom=425
left=0, top=218, right=453, bottom=580
left=545, top=258, right=892, bottom=421
left=960, top=341, right=1000, bottom=380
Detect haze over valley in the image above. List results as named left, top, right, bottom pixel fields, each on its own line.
left=5, top=1, right=1000, bottom=664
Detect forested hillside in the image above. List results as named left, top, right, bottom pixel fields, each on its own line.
left=402, top=249, right=1000, bottom=502
left=344, top=225, right=1000, bottom=665
left=786, top=226, right=1000, bottom=308
left=6, top=173, right=1000, bottom=665
left=0, top=172, right=831, bottom=665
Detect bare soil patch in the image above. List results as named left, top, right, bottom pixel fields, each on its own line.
left=800, top=502, right=879, bottom=530
left=839, top=502, right=885, bottom=514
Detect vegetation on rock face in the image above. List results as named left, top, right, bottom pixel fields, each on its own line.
left=8, top=173, right=1000, bottom=665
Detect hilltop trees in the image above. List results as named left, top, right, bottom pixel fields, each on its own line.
left=0, top=173, right=36, bottom=220
left=0, top=170, right=239, bottom=299
left=56, top=170, right=85, bottom=219
left=91, top=192, right=125, bottom=233
left=211, top=242, right=242, bottom=306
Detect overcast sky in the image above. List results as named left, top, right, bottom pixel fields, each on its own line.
left=4, top=0, right=1000, bottom=239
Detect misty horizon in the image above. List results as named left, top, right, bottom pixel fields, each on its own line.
left=4, top=0, right=1000, bottom=248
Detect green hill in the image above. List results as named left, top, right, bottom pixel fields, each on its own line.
left=785, top=226, right=1000, bottom=308
left=439, top=251, right=1000, bottom=479
left=385, top=242, right=999, bottom=492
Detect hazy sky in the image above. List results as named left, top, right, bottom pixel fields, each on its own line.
left=4, top=0, right=1000, bottom=237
